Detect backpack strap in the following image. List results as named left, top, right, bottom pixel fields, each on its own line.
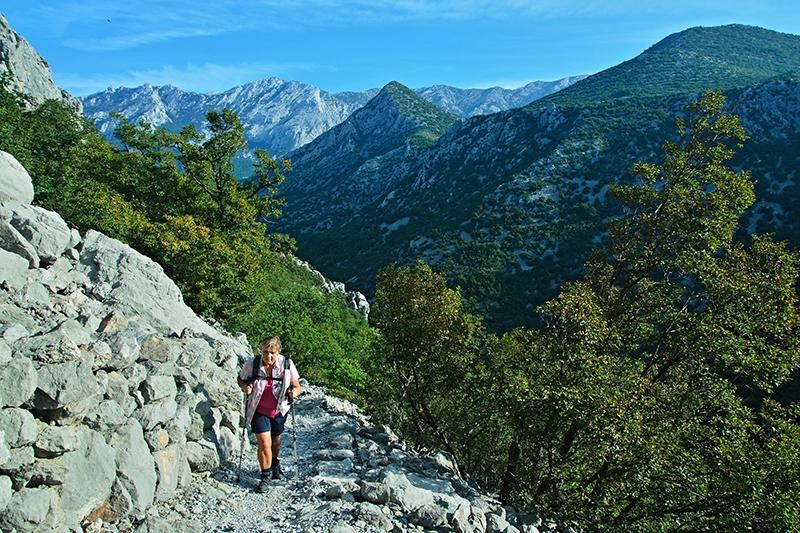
left=249, top=354, right=261, bottom=384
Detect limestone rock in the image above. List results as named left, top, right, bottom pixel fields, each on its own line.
left=0, top=356, right=37, bottom=408
left=2, top=202, right=73, bottom=265
left=0, top=14, right=81, bottom=111
left=152, top=444, right=186, bottom=502
left=32, top=361, right=98, bottom=412
left=109, top=419, right=157, bottom=516
left=0, top=217, right=39, bottom=268
left=184, top=439, right=220, bottom=473
left=0, top=486, right=60, bottom=532
left=57, top=428, right=117, bottom=531
left=78, top=230, right=218, bottom=338
left=0, top=475, right=11, bottom=513
left=0, top=150, right=34, bottom=204
left=0, top=408, right=36, bottom=448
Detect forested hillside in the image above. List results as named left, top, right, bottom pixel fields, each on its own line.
left=274, top=24, right=800, bottom=332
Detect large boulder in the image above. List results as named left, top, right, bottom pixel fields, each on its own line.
left=0, top=356, right=37, bottom=408
left=78, top=230, right=219, bottom=338
left=1, top=202, right=75, bottom=265
left=152, top=444, right=188, bottom=502
left=0, top=247, right=29, bottom=289
left=0, top=151, right=33, bottom=204
left=0, top=486, right=63, bottom=533
left=109, top=419, right=157, bottom=517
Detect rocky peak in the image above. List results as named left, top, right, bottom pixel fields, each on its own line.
left=274, top=82, right=460, bottom=237
left=342, top=81, right=459, bottom=153
left=81, top=78, right=366, bottom=156
left=0, top=13, right=81, bottom=112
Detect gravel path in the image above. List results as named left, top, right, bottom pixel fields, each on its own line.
left=144, top=386, right=388, bottom=533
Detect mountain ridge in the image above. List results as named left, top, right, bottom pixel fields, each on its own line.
left=80, top=78, right=364, bottom=156
left=273, top=24, right=800, bottom=331
left=80, top=77, right=584, bottom=157
left=527, top=24, right=800, bottom=109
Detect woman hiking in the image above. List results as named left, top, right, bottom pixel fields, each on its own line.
left=237, top=335, right=301, bottom=492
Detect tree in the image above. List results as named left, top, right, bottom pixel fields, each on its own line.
left=114, top=109, right=292, bottom=239
left=370, top=261, right=490, bottom=475
left=490, top=91, right=800, bottom=531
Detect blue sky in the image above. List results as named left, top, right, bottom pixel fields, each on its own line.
left=3, top=1, right=800, bottom=97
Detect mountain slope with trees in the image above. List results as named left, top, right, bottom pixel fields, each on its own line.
left=530, top=24, right=800, bottom=108
left=367, top=92, right=800, bottom=532
left=276, top=81, right=459, bottom=237
left=274, top=24, right=800, bottom=332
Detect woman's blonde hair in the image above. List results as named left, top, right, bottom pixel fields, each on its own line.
left=258, top=335, right=281, bottom=352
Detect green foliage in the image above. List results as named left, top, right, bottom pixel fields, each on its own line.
left=369, top=260, right=490, bottom=473
left=488, top=91, right=800, bottom=531
left=528, top=25, right=800, bottom=109
left=361, top=91, right=800, bottom=532
left=0, top=87, right=376, bottom=402
left=226, top=266, right=378, bottom=399
left=114, top=110, right=292, bottom=234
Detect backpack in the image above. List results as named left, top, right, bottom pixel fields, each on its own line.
left=249, top=354, right=293, bottom=416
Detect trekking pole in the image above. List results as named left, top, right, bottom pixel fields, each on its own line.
left=289, top=391, right=299, bottom=489
left=236, top=391, right=248, bottom=483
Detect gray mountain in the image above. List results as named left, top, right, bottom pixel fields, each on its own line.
left=80, top=78, right=368, bottom=156
left=279, top=81, right=459, bottom=235
left=79, top=77, right=583, bottom=156
left=0, top=13, right=80, bottom=111
left=416, top=77, right=586, bottom=117
left=273, top=25, right=800, bottom=332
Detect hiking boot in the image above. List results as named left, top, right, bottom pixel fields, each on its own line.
left=255, top=471, right=270, bottom=493
left=271, top=459, right=283, bottom=480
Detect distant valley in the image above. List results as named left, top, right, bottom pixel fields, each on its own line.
left=273, top=24, right=800, bottom=331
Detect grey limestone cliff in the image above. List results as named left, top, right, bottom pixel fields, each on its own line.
left=0, top=13, right=81, bottom=112
left=80, top=79, right=367, bottom=156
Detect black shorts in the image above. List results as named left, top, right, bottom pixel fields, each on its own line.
left=251, top=411, right=287, bottom=436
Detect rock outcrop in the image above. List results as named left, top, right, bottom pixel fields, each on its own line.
left=0, top=150, right=250, bottom=532
left=292, top=257, right=370, bottom=319
left=0, top=13, right=81, bottom=112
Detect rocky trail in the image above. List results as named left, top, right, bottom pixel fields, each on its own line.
left=139, top=386, right=551, bottom=533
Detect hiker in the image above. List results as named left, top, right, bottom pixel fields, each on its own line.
left=237, top=335, right=301, bottom=492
